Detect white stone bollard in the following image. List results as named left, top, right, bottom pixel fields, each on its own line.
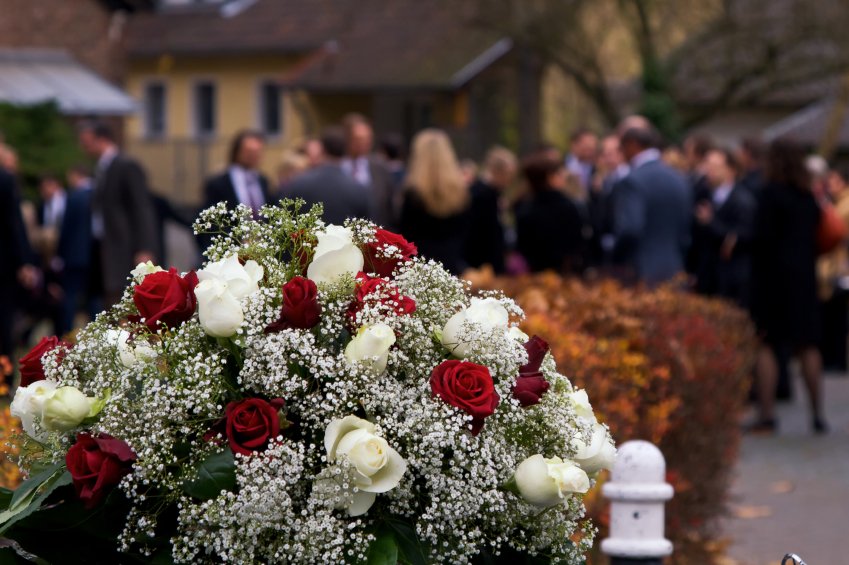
left=601, top=440, right=674, bottom=565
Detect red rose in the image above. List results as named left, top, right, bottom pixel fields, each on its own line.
left=18, top=336, right=69, bottom=387
left=133, top=268, right=199, bottom=331
left=348, top=273, right=416, bottom=325
left=65, top=433, right=136, bottom=509
left=223, top=398, right=286, bottom=456
left=512, top=336, right=551, bottom=407
left=265, top=276, right=321, bottom=333
left=363, top=229, right=418, bottom=278
left=430, top=360, right=500, bottom=436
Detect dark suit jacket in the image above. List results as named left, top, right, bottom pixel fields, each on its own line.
left=283, top=163, right=373, bottom=225
left=93, top=154, right=159, bottom=294
left=57, top=188, right=93, bottom=270
left=695, top=184, right=756, bottom=305
left=399, top=190, right=470, bottom=275
left=367, top=159, right=400, bottom=229
left=613, top=159, right=692, bottom=285
left=464, top=179, right=506, bottom=274
left=516, top=189, right=585, bottom=274
left=203, top=168, right=271, bottom=212
left=0, top=167, right=34, bottom=286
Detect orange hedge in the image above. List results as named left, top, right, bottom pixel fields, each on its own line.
left=491, top=274, right=756, bottom=563
left=1, top=356, right=21, bottom=491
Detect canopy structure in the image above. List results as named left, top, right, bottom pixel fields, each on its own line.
left=0, top=48, right=136, bottom=115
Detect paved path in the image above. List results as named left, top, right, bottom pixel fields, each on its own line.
left=721, top=373, right=849, bottom=565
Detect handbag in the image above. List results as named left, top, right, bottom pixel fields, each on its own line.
left=817, top=201, right=849, bottom=255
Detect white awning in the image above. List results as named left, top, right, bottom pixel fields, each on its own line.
left=0, top=48, right=136, bottom=115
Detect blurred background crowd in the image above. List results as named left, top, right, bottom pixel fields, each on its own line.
left=2, top=111, right=847, bottom=435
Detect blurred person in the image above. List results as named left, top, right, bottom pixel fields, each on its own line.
left=78, top=121, right=158, bottom=307
left=588, top=135, right=626, bottom=268
left=565, top=128, right=598, bottom=200
left=693, top=148, right=756, bottom=306
left=399, top=129, right=470, bottom=275
left=33, top=174, right=67, bottom=260
left=683, top=134, right=714, bottom=184
left=615, top=114, right=652, bottom=136
left=737, top=137, right=766, bottom=195
left=0, top=143, right=19, bottom=174
left=464, top=146, right=517, bottom=274
left=613, top=127, right=691, bottom=285
left=275, top=150, right=309, bottom=195
left=0, top=153, right=38, bottom=358
left=56, top=165, right=97, bottom=335
left=806, top=154, right=829, bottom=199
left=750, top=138, right=826, bottom=434
left=203, top=130, right=270, bottom=215
left=459, top=158, right=479, bottom=187
left=817, top=164, right=849, bottom=371
left=283, top=127, right=372, bottom=225
left=342, top=113, right=396, bottom=228
left=661, top=145, right=688, bottom=173
left=298, top=137, right=324, bottom=168
left=683, top=134, right=715, bottom=278
left=376, top=132, right=406, bottom=188
left=515, top=152, right=584, bottom=274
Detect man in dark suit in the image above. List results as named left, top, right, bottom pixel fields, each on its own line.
left=342, top=114, right=398, bottom=228
left=613, top=127, right=692, bottom=285
left=283, top=127, right=372, bottom=225
left=464, top=146, right=517, bottom=274
left=56, top=166, right=97, bottom=334
left=694, top=148, right=756, bottom=307
left=78, top=122, right=159, bottom=307
left=0, top=156, right=38, bottom=357
left=203, top=130, right=271, bottom=215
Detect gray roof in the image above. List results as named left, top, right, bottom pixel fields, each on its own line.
left=0, top=49, right=136, bottom=115
left=763, top=97, right=849, bottom=146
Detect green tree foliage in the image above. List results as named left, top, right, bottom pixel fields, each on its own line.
left=0, top=102, right=83, bottom=197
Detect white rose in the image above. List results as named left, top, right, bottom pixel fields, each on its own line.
left=109, top=329, right=157, bottom=368
left=130, top=261, right=164, bottom=281
left=307, top=225, right=364, bottom=285
left=514, top=454, right=590, bottom=507
left=570, top=389, right=597, bottom=422
left=324, top=415, right=407, bottom=516
left=195, top=278, right=245, bottom=337
left=10, top=380, right=57, bottom=439
left=573, top=422, right=616, bottom=474
left=508, top=326, right=529, bottom=342
left=41, top=386, right=95, bottom=432
left=441, top=297, right=510, bottom=357
left=344, top=323, right=396, bottom=374
left=198, top=254, right=264, bottom=300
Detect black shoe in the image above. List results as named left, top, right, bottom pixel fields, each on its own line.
left=813, top=418, right=829, bottom=435
left=745, top=419, right=778, bottom=434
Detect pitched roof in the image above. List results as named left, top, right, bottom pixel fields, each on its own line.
left=763, top=97, right=849, bottom=146
left=0, top=48, right=136, bottom=115
left=125, top=0, right=508, bottom=90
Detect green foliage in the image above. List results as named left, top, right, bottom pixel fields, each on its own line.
left=0, top=102, right=83, bottom=198
left=181, top=448, right=237, bottom=501
left=0, top=464, right=71, bottom=535
left=638, top=59, right=682, bottom=142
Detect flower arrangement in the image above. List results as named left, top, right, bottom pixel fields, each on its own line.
left=1, top=203, right=612, bottom=564
left=491, top=273, right=756, bottom=563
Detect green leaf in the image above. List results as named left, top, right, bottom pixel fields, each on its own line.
left=0, top=471, right=72, bottom=535
left=366, top=530, right=398, bottom=565
left=7, top=464, right=61, bottom=512
left=182, top=449, right=236, bottom=501
left=0, top=489, right=13, bottom=511
left=385, top=518, right=427, bottom=565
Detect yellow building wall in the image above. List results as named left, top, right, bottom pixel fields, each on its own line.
left=125, top=54, right=311, bottom=204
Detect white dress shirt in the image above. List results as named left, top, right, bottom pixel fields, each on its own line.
left=630, top=148, right=661, bottom=170
left=228, top=165, right=266, bottom=211
left=43, top=191, right=67, bottom=229
left=712, top=182, right=734, bottom=209
left=91, top=146, right=119, bottom=239
left=341, top=156, right=372, bottom=186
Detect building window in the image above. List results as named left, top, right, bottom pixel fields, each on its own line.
left=193, top=81, right=217, bottom=138
left=143, top=82, right=166, bottom=138
left=258, top=81, right=282, bottom=136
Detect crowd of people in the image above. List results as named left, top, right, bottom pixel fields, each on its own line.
left=1, top=111, right=845, bottom=434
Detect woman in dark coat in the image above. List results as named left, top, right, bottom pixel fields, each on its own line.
left=398, top=129, right=471, bottom=275
left=515, top=153, right=585, bottom=274
left=750, top=138, right=826, bottom=433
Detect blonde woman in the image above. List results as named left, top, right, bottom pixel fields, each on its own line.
left=399, top=129, right=471, bottom=274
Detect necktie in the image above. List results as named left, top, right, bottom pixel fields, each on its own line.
left=245, top=173, right=262, bottom=215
